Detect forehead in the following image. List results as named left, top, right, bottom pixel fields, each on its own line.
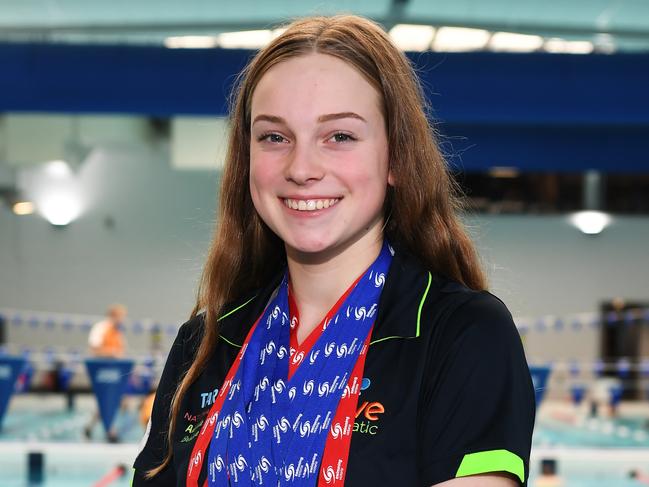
left=250, top=53, right=383, bottom=121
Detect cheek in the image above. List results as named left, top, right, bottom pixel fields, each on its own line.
left=249, top=156, right=285, bottom=228
left=249, top=156, right=275, bottom=198
left=249, top=164, right=267, bottom=218
left=345, top=150, right=390, bottom=191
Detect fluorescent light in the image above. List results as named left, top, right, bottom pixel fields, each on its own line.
left=217, top=30, right=273, bottom=49
left=164, top=29, right=291, bottom=51
left=570, top=210, right=612, bottom=235
left=164, top=36, right=218, bottom=49
left=12, top=201, right=35, bottom=215
left=545, top=38, right=594, bottom=54
left=489, top=32, right=544, bottom=52
left=45, top=160, right=72, bottom=178
left=40, top=192, right=82, bottom=226
left=594, top=33, right=616, bottom=53
left=433, top=27, right=490, bottom=52
left=389, top=24, right=436, bottom=52
left=271, top=28, right=287, bottom=40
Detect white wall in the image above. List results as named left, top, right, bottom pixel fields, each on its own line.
left=471, top=215, right=649, bottom=363
left=0, top=142, right=218, bottom=325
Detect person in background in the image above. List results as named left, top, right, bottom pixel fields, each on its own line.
left=629, top=469, right=649, bottom=485
left=88, top=304, right=127, bottom=357
left=139, top=389, right=156, bottom=429
left=534, top=459, right=563, bottom=487
left=84, top=303, right=128, bottom=442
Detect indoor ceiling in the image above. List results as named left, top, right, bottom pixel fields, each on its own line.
left=0, top=0, right=648, bottom=52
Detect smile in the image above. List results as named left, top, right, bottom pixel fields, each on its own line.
left=282, top=198, right=340, bottom=211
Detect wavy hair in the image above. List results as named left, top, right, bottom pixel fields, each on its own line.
left=147, top=14, right=486, bottom=478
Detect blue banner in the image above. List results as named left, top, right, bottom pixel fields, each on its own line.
left=529, top=365, right=552, bottom=405
left=0, top=356, right=26, bottom=430
left=1, top=44, right=648, bottom=172
left=85, top=358, right=134, bottom=433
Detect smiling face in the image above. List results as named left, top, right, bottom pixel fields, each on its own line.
left=249, top=52, right=392, bottom=263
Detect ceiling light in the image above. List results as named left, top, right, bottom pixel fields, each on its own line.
left=44, top=160, right=72, bottom=178
left=271, top=28, right=287, bottom=40
left=217, top=30, right=273, bottom=49
left=164, top=36, right=218, bottom=49
left=594, top=33, right=616, bottom=53
left=489, top=32, right=544, bottom=52
left=12, top=201, right=34, bottom=215
left=389, top=24, right=436, bottom=52
left=40, top=192, right=82, bottom=226
left=432, top=27, right=490, bottom=52
left=570, top=210, right=612, bottom=235
left=545, top=38, right=594, bottom=54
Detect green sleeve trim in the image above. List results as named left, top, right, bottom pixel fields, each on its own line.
left=456, top=449, right=525, bottom=483
left=416, top=271, right=432, bottom=338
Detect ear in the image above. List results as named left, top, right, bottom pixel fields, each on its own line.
left=387, top=169, right=395, bottom=187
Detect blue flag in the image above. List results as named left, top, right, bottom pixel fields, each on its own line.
left=529, top=365, right=551, bottom=405
left=0, top=356, right=26, bottom=430
left=85, top=358, right=134, bottom=432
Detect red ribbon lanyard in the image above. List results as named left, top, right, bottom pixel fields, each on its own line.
left=186, top=315, right=263, bottom=487
left=318, top=331, right=372, bottom=486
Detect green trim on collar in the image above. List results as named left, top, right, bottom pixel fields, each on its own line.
left=455, top=449, right=525, bottom=483
left=218, top=270, right=432, bottom=349
left=219, top=335, right=243, bottom=348
left=218, top=295, right=257, bottom=347
left=416, top=271, right=432, bottom=338
left=369, top=271, right=431, bottom=346
left=218, top=295, right=257, bottom=322
left=370, top=335, right=410, bottom=346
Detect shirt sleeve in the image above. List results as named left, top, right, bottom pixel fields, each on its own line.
left=132, top=321, right=195, bottom=486
left=418, top=292, right=535, bottom=487
left=88, top=321, right=106, bottom=348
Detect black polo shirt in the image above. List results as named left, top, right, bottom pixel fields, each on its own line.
left=133, top=249, right=535, bottom=486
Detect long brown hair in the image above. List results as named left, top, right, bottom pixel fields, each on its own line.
left=147, top=14, right=485, bottom=478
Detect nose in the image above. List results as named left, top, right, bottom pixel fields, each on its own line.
left=284, top=142, right=324, bottom=185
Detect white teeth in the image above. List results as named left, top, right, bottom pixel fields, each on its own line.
left=283, top=198, right=339, bottom=211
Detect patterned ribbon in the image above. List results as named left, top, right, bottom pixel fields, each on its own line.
left=187, top=241, right=393, bottom=486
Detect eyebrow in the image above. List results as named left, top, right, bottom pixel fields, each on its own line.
left=252, top=112, right=367, bottom=125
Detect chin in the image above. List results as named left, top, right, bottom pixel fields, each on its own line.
left=285, top=236, right=337, bottom=256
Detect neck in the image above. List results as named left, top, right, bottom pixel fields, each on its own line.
left=286, top=234, right=384, bottom=342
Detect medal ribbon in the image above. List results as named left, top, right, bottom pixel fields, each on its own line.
left=186, top=242, right=393, bottom=486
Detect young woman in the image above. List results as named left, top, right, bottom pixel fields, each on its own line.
left=133, top=14, right=535, bottom=487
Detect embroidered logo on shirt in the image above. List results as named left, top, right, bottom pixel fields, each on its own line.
left=353, top=377, right=384, bottom=436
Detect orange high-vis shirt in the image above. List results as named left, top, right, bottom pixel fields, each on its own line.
left=89, top=320, right=125, bottom=357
